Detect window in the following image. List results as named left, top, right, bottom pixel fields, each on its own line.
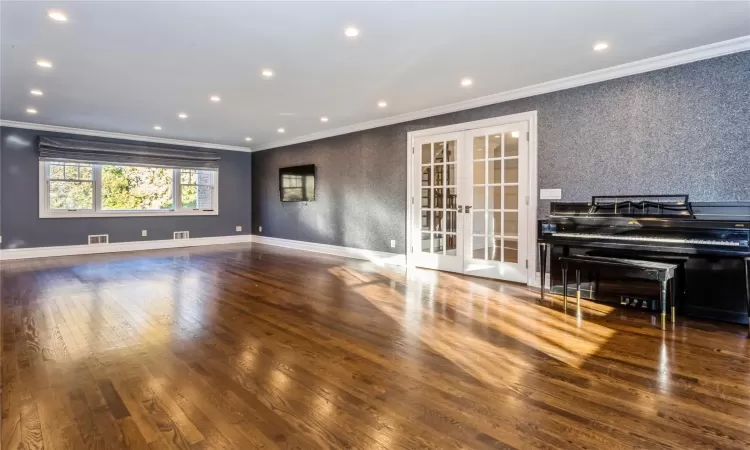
left=40, top=161, right=218, bottom=218
left=101, top=165, right=174, bottom=211
left=180, top=169, right=216, bottom=210
left=48, top=162, right=94, bottom=210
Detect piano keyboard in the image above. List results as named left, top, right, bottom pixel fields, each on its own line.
left=549, top=232, right=743, bottom=247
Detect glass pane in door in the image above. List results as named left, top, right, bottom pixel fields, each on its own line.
left=422, top=144, right=431, bottom=164
left=504, top=132, right=519, bottom=157
left=504, top=239, right=519, bottom=263
left=421, top=167, right=431, bottom=186
left=421, top=211, right=430, bottom=231
left=488, top=135, right=502, bottom=158
left=421, top=233, right=431, bottom=252
left=446, top=234, right=457, bottom=256
left=489, top=238, right=503, bottom=261
left=446, top=141, right=456, bottom=162
left=434, top=165, right=444, bottom=186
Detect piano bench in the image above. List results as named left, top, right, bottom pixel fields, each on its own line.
left=557, top=255, right=678, bottom=330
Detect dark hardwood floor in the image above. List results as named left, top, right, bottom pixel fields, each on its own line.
left=2, top=243, right=750, bottom=449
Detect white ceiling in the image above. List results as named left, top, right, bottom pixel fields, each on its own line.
left=1, top=1, right=749, bottom=151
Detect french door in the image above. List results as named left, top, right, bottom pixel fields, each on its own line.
left=411, top=121, right=530, bottom=283
left=412, top=132, right=465, bottom=273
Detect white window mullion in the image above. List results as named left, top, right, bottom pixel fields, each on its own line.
left=174, top=168, right=181, bottom=210
left=94, top=164, right=103, bottom=212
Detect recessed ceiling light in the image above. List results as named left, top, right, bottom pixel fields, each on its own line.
left=26, top=108, right=38, bottom=115
left=209, top=95, right=221, bottom=102
left=377, top=101, right=387, bottom=108
left=245, top=137, right=252, bottom=142
left=261, top=69, right=274, bottom=78
left=30, top=89, right=43, bottom=96
left=461, top=78, right=473, bottom=87
left=344, top=26, right=360, bottom=38
left=178, top=112, right=188, bottom=119
left=36, top=59, right=53, bottom=68
left=277, top=128, right=285, bottom=133
left=593, top=42, right=609, bottom=51
left=48, top=10, right=68, bottom=22
left=320, top=117, right=329, bottom=123
left=153, top=125, right=162, bottom=131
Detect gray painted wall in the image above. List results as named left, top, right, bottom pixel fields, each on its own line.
left=252, top=51, right=750, bottom=254
left=0, top=127, right=252, bottom=249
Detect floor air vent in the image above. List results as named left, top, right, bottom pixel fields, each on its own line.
left=88, top=234, right=109, bottom=245
left=173, top=231, right=190, bottom=240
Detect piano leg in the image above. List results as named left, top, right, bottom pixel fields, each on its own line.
left=660, top=279, right=667, bottom=331
left=575, top=269, right=581, bottom=311
left=670, top=278, right=676, bottom=323
left=562, top=265, right=568, bottom=313
left=539, top=243, right=548, bottom=303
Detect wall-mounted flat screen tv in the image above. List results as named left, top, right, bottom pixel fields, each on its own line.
left=279, top=164, right=315, bottom=202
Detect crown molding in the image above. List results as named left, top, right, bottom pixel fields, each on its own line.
left=0, top=120, right=252, bottom=152
left=253, top=35, right=750, bottom=152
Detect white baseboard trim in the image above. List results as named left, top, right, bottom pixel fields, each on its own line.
left=0, top=235, right=252, bottom=260
left=528, top=272, right=552, bottom=290
left=250, top=235, right=406, bottom=267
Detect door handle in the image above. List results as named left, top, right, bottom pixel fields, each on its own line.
left=465, top=205, right=472, bottom=214
left=458, top=205, right=463, bottom=213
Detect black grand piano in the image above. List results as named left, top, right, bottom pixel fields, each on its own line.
left=538, top=195, right=750, bottom=326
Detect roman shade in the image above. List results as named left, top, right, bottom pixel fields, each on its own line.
left=38, top=137, right=220, bottom=169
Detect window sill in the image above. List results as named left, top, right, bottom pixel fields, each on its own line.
left=39, top=210, right=219, bottom=219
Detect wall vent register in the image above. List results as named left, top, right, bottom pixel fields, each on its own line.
left=173, top=231, right=190, bottom=240
left=88, top=234, right=109, bottom=244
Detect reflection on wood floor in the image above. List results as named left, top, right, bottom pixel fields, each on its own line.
left=2, top=242, right=750, bottom=449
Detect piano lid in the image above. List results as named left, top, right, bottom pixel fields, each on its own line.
left=549, top=195, right=750, bottom=222
left=588, top=195, right=693, bottom=217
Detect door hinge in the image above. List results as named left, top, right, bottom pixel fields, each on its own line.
left=525, top=196, right=530, bottom=206
left=411, top=246, right=413, bottom=253
left=411, top=196, right=414, bottom=205
left=525, top=260, right=528, bottom=269
left=526, top=131, right=530, bottom=141
left=412, top=146, right=415, bottom=154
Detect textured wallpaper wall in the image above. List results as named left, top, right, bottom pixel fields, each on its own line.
left=253, top=51, right=750, bottom=254
left=1, top=127, right=253, bottom=249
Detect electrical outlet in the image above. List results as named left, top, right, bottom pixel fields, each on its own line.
left=142, top=230, right=147, bottom=237
left=259, top=226, right=263, bottom=233
left=236, top=226, right=242, bottom=232
left=390, top=239, right=396, bottom=248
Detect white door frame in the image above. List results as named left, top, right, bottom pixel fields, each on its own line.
left=405, top=110, right=539, bottom=287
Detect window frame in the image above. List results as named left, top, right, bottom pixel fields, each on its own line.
left=39, top=161, right=219, bottom=218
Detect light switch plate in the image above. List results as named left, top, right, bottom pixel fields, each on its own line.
left=258, top=226, right=263, bottom=233
left=540, top=189, right=562, bottom=200
left=141, top=230, right=147, bottom=237
left=236, top=226, right=242, bottom=232
left=390, top=239, right=396, bottom=248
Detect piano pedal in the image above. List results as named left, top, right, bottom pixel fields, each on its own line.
left=619, top=296, right=658, bottom=312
